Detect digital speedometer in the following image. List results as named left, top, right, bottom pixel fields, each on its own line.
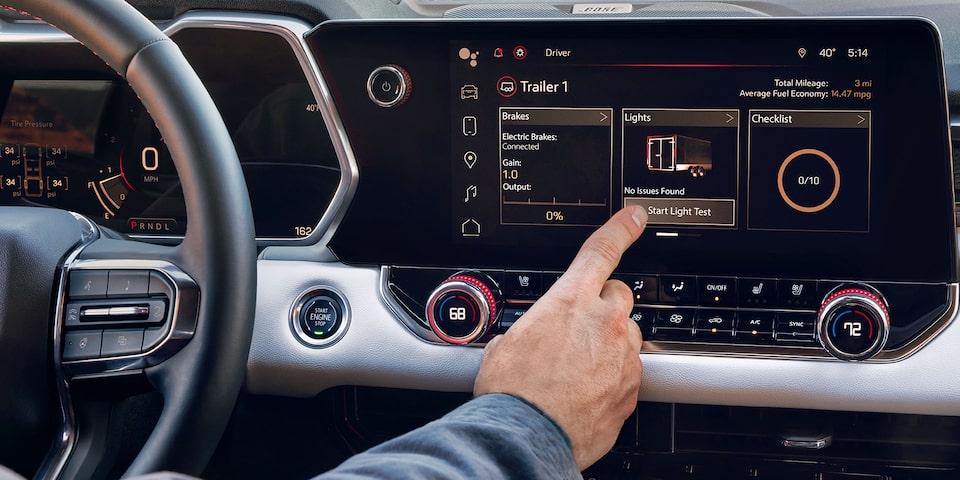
left=94, top=86, right=184, bottom=235
left=0, top=80, right=187, bottom=236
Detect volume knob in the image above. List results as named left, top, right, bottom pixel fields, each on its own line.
left=817, top=286, right=890, bottom=361
left=425, top=273, right=499, bottom=345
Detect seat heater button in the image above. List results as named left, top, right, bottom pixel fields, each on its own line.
left=63, top=330, right=103, bottom=360
left=69, top=270, right=108, bottom=299
left=101, top=329, right=145, bottom=357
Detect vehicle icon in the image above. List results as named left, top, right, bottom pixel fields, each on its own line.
left=460, top=84, right=478, bottom=100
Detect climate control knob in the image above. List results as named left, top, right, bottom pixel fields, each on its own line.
left=425, top=273, right=500, bottom=345
left=817, top=286, right=890, bottom=361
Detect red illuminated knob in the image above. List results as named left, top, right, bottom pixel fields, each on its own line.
left=817, top=286, right=890, bottom=361
left=425, top=273, right=499, bottom=345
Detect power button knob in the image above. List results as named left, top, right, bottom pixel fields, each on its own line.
left=817, top=286, right=890, bottom=361
left=425, top=273, right=499, bottom=344
left=367, top=65, right=411, bottom=107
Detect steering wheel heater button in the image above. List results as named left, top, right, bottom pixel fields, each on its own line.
left=63, top=330, right=103, bottom=361
left=299, top=296, right=342, bottom=340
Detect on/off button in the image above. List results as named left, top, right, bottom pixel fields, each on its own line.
left=367, top=65, right=411, bottom=107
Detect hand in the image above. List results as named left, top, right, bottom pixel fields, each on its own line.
left=474, top=206, right=647, bottom=470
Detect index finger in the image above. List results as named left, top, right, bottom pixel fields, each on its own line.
left=557, top=206, right=647, bottom=294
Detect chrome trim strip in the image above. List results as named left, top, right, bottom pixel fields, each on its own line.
left=379, top=266, right=444, bottom=345
left=0, top=13, right=358, bottom=247
left=38, top=257, right=198, bottom=480
left=154, top=13, right=358, bottom=247
left=35, top=217, right=99, bottom=480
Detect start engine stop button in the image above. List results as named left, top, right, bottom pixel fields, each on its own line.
left=292, top=287, right=349, bottom=347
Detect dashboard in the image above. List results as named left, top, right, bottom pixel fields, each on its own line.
left=3, top=1, right=960, bottom=479
left=0, top=25, right=339, bottom=240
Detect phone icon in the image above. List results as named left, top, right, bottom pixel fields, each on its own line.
left=462, top=116, right=477, bottom=136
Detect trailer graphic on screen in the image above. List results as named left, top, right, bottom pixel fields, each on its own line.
left=646, top=134, right=713, bottom=177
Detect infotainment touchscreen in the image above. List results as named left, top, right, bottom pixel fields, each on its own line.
left=311, top=19, right=955, bottom=283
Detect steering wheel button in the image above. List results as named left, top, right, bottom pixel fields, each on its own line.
left=107, top=270, right=150, bottom=297
left=63, top=330, right=103, bottom=361
left=101, top=329, right=145, bottom=357
left=299, top=296, right=342, bottom=340
left=69, top=270, right=108, bottom=299
left=148, top=271, right=174, bottom=297
left=143, top=325, right=169, bottom=352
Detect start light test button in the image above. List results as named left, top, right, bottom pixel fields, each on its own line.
left=624, top=198, right=735, bottom=227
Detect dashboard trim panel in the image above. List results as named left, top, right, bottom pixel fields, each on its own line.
left=379, top=266, right=959, bottom=363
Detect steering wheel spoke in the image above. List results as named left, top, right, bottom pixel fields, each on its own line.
left=57, top=252, right=200, bottom=379
left=0, top=1, right=257, bottom=479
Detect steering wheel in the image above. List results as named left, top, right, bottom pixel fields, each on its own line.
left=0, top=1, right=256, bottom=478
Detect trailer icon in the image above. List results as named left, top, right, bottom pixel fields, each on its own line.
left=646, top=135, right=712, bottom=178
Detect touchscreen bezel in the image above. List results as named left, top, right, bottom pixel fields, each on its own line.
left=312, top=18, right=956, bottom=283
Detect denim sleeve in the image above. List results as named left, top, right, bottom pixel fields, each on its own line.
left=314, top=393, right=581, bottom=480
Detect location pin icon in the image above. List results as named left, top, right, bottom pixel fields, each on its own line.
left=798, top=47, right=807, bottom=58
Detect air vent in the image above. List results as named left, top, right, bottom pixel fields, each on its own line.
left=673, top=404, right=960, bottom=467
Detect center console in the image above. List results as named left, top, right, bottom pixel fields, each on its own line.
left=308, top=18, right=956, bottom=362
